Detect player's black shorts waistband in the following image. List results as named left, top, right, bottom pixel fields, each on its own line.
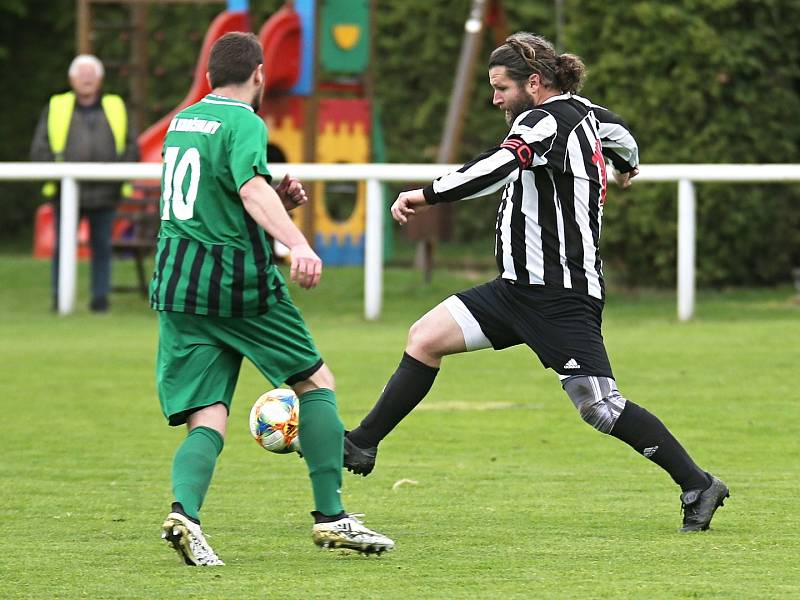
left=455, top=277, right=613, bottom=378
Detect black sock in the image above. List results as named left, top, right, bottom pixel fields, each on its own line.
left=610, top=401, right=710, bottom=492
left=311, top=510, right=347, bottom=524
left=171, top=501, right=200, bottom=525
left=347, top=352, right=439, bottom=448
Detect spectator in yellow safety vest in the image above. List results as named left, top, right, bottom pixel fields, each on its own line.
left=30, top=54, right=139, bottom=312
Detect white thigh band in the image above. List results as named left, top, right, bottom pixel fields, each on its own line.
left=443, top=295, right=492, bottom=351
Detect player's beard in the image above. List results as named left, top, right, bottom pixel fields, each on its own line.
left=251, top=82, right=264, bottom=112
left=504, top=95, right=535, bottom=125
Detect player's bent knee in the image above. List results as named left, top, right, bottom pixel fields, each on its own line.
left=576, top=402, right=615, bottom=433
left=407, top=310, right=462, bottom=361
left=187, top=402, right=228, bottom=438
left=562, top=376, right=627, bottom=434
left=406, top=318, right=436, bottom=354
left=291, top=363, right=335, bottom=396
left=407, top=318, right=426, bottom=344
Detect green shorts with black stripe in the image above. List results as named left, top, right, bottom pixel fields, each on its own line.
left=156, top=293, right=323, bottom=426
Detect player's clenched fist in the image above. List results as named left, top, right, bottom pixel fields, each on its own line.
left=276, top=173, right=308, bottom=211
left=391, top=188, right=427, bottom=225
left=289, top=243, right=322, bottom=289
left=613, top=166, right=640, bottom=189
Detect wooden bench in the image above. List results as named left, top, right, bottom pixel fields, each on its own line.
left=111, top=185, right=161, bottom=298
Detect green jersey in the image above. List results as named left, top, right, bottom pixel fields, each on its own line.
left=150, top=94, right=285, bottom=317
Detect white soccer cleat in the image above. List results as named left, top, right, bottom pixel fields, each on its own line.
left=161, top=512, right=225, bottom=566
left=312, top=513, right=395, bottom=554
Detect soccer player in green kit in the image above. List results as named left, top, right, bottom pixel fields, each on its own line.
left=152, top=32, right=394, bottom=565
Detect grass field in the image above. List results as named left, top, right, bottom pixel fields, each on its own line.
left=1, top=254, right=798, bottom=599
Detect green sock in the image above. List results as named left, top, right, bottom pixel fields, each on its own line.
left=299, top=389, right=344, bottom=516
left=171, top=425, right=224, bottom=520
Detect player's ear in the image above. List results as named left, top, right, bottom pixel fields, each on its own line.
left=528, top=73, right=539, bottom=90
left=206, top=72, right=213, bottom=89
left=253, top=64, right=264, bottom=86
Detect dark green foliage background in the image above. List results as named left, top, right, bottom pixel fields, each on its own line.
left=562, top=1, right=800, bottom=286
left=1, top=0, right=798, bottom=285
left=373, top=0, right=800, bottom=287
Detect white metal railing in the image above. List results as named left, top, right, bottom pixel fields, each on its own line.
left=2, top=162, right=799, bottom=319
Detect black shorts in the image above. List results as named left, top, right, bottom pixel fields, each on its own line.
left=455, top=277, right=614, bottom=378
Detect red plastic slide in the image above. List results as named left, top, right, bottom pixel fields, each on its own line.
left=257, top=4, right=301, bottom=95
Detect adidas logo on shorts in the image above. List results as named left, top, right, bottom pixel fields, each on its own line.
left=563, top=358, right=581, bottom=369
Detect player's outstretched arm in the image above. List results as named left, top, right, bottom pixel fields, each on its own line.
left=240, top=175, right=321, bottom=289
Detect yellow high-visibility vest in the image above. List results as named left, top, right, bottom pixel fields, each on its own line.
left=42, top=91, right=132, bottom=198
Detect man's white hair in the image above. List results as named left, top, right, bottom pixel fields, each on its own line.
left=68, top=54, right=104, bottom=79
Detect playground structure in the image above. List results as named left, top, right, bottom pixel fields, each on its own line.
left=37, top=0, right=383, bottom=268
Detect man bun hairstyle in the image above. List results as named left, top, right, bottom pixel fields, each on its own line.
left=489, top=32, right=586, bottom=93
left=208, top=32, right=263, bottom=88
left=554, top=53, right=586, bottom=94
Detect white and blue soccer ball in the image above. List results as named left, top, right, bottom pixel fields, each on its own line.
left=249, top=389, right=301, bottom=454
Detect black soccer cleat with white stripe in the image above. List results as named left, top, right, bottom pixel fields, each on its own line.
left=343, top=436, right=378, bottom=477
left=680, top=475, right=730, bottom=533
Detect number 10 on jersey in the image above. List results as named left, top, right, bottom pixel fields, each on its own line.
left=161, top=146, right=200, bottom=221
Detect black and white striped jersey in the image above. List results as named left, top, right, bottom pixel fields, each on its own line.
left=422, top=93, right=638, bottom=300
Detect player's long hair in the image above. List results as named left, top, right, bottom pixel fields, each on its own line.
left=489, top=32, right=586, bottom=94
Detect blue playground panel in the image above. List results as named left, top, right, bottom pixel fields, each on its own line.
left=315, top=233, right=365, bottom=266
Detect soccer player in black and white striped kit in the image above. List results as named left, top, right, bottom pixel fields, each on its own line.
left=345, top=32, right=729, bottom=533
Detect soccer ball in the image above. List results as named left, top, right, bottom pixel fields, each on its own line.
left=249, top=389, right=301, bottom=454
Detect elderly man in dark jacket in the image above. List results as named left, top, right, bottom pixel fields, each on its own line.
left=31, top=54, right=139, bottom=312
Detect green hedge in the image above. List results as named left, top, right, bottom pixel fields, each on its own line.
left=0, top=0, right=74, bottom=244
left=566, top=0, right=800, bottom=286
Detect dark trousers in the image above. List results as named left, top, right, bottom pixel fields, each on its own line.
left=52, top=206, right=116, bottom=304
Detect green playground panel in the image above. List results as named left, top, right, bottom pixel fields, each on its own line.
left=320, top=0, right=369, bottom=74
